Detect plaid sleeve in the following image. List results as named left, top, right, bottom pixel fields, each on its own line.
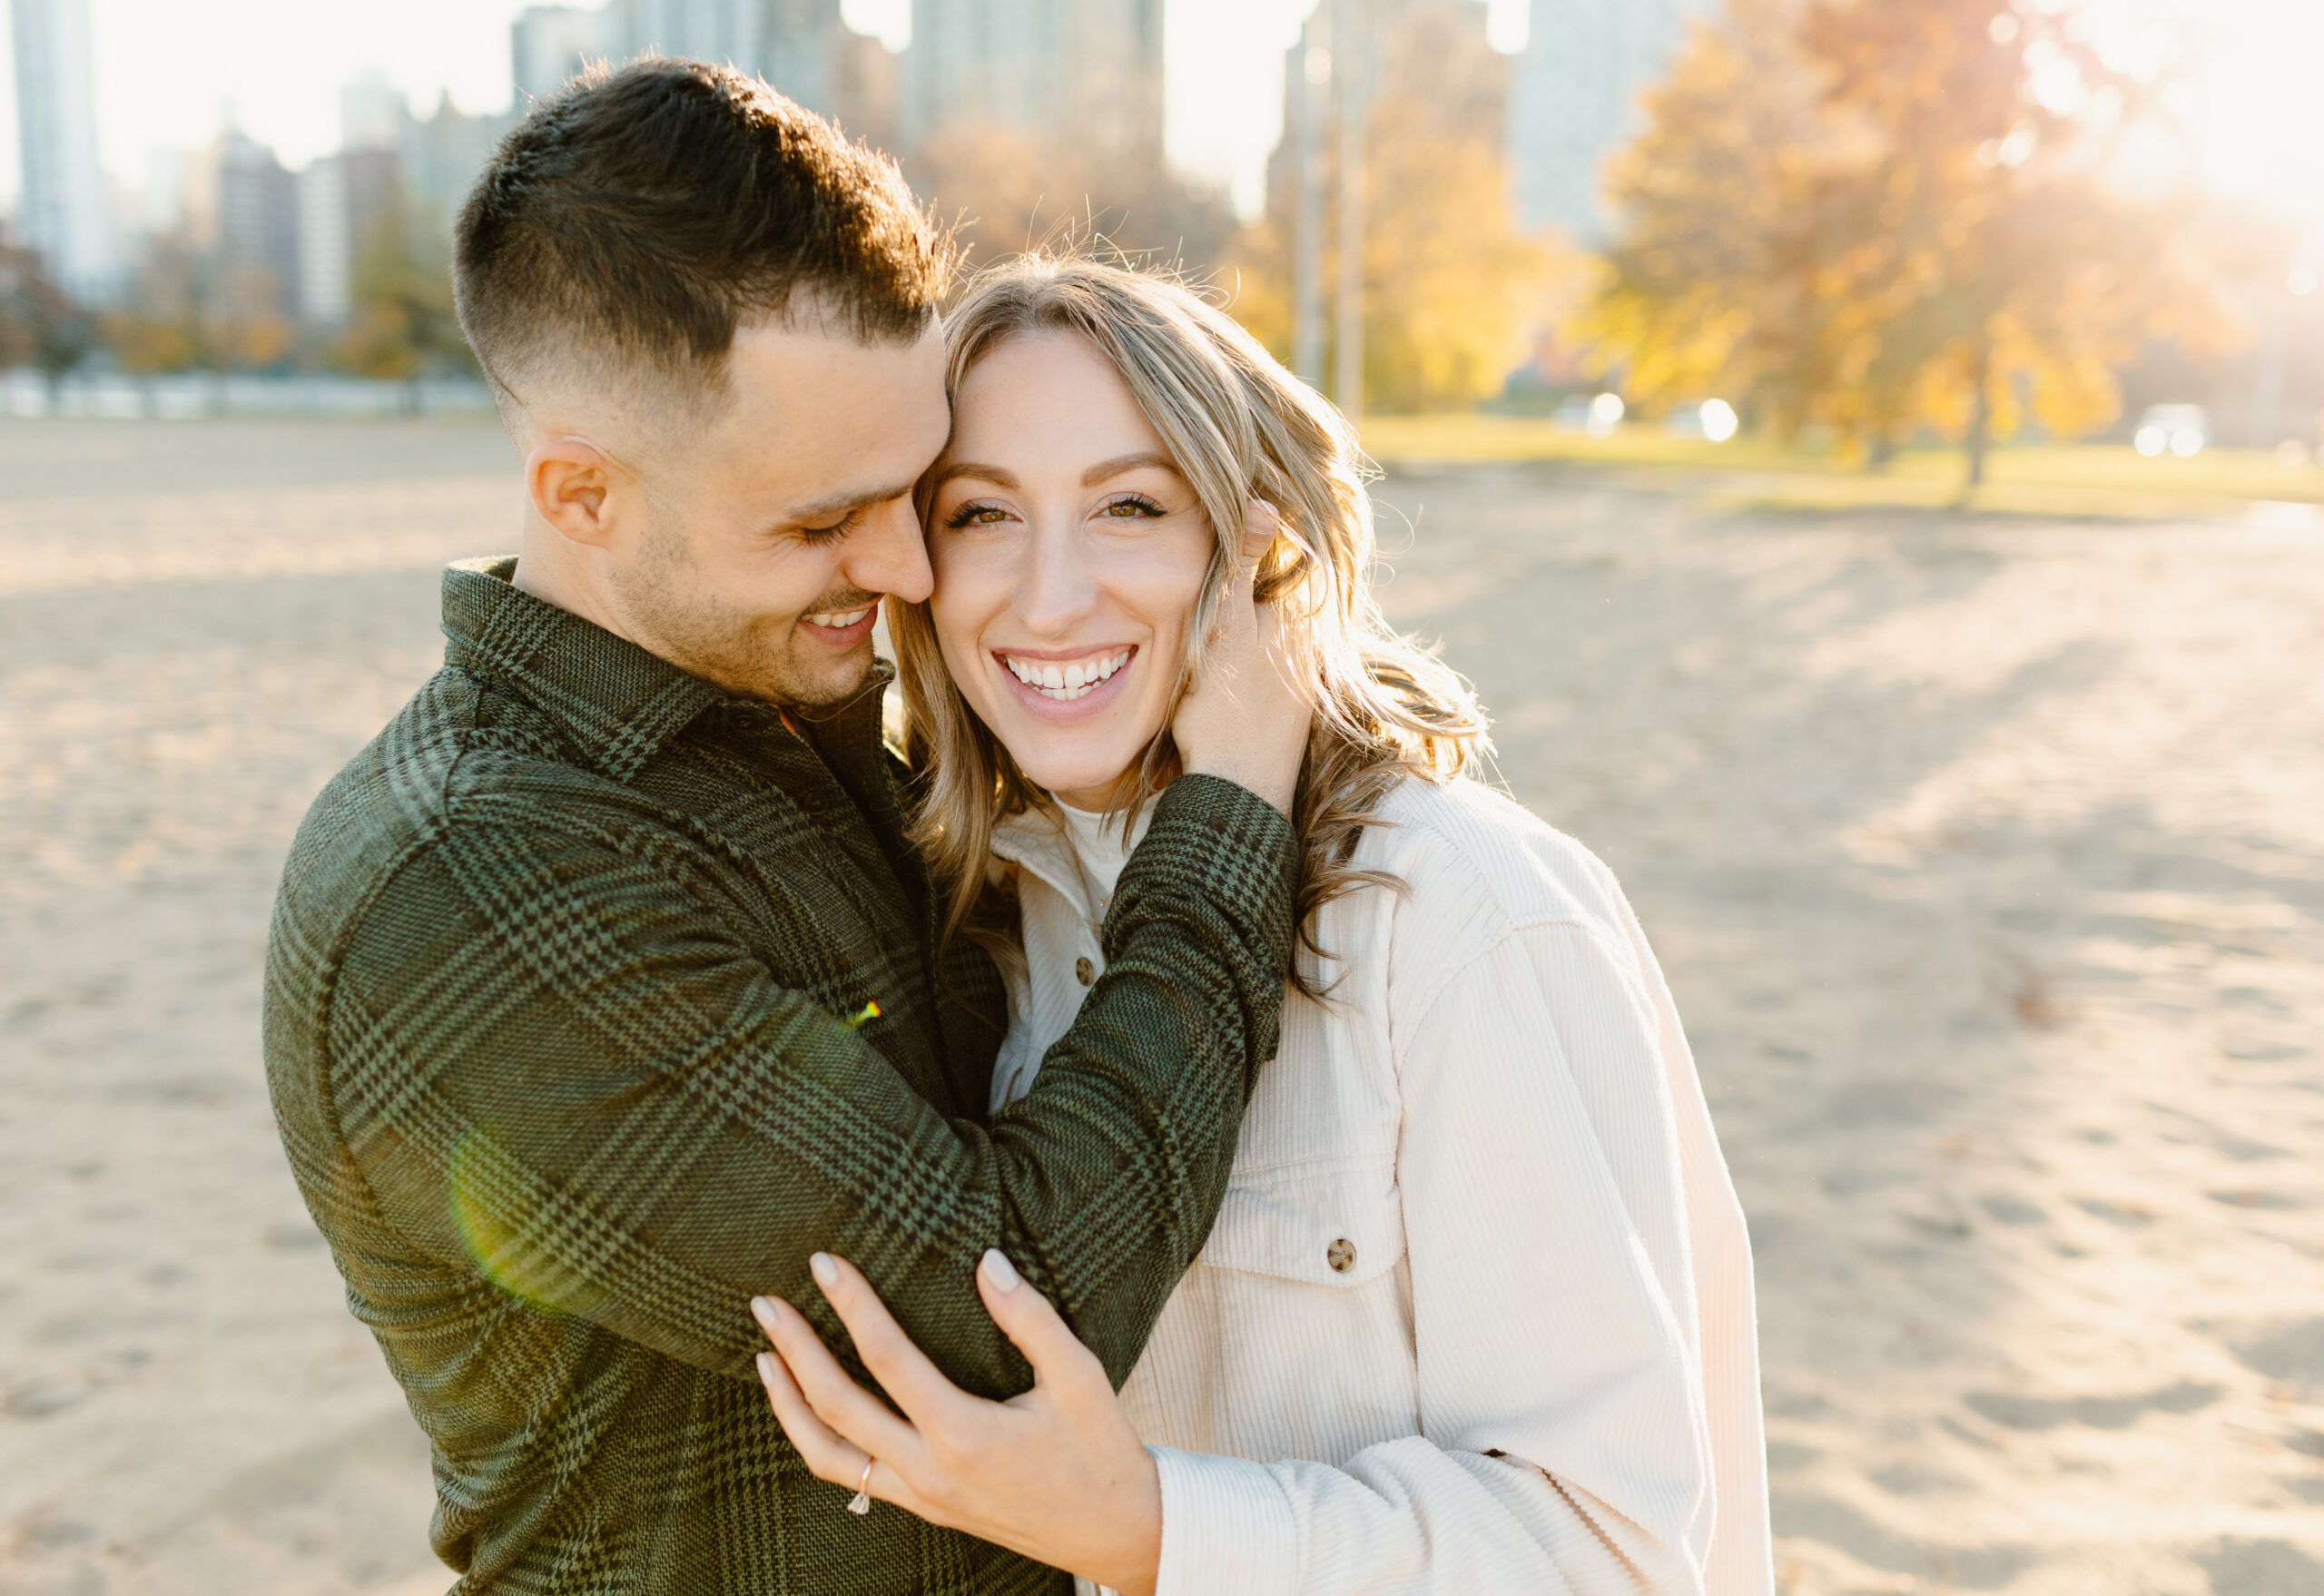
left=326, top=773, right=1295, bottom=1402
left=990, top=773, right=1299, bottom=1386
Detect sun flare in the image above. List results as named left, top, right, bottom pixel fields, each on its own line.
left=2120, top=0, right=2324, bottom=215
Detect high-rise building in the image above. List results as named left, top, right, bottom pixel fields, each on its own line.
left=402, top=94, right=515, bottom=225
left=514, top=5, right=613, bottom=103
left=296, top=158, right=353, bottom=324
left=606, top=0, right=819, bottom=108
left=899, top=0, right=1163, bottom=165
left=1506, top=0, right=1707, bottom=243
left=320, top=76, right=513, bottom=291
left=613, top=0, right=762, bottom=68
left=9, top=0, right=118, bottom=298
left=521, top=2, right=888, bottom=140
left=295, top=142, right=411, bottom=329
left=827, top=24, right=899, bottom=149
left=216, top=130, right=301, bottom=314
left=143, top=148, right=191, bottom=238
left=342, top=147, right=407, bottom=251
left=755, top=0, right=846, bottom=115
left=340, top=73, right=410, bottom=157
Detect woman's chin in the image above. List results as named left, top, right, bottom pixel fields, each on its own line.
left=1006, top=743, right=1145, bottom=809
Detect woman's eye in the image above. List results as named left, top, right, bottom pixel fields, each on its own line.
left=1099, top=495, right=1167, bottom=519
left=944, top=502, right=1014, bottom=530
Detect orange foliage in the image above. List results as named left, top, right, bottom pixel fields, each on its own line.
left=1586, top=0, right=2236, bottom=480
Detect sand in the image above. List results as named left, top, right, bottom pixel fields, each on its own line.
left=0, top=420, right=2318, bottom=1594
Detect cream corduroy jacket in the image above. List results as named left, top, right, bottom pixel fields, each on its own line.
left=989, top=776, right=1773, bottom=1596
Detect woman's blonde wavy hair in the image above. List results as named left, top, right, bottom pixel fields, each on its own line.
left=888, top=253, right=1489, bottom=990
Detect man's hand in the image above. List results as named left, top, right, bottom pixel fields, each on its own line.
left=753, top=1251, right=1164, bottom=1596
left=1171, top=500, right=1310, bottom=814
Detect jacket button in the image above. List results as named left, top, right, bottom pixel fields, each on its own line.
left=1074, top=956, right=1095, bottom=987
left=1326, top=1237, right=1356, bottom=1273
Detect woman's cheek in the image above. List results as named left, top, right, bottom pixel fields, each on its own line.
left=925, top=562, right=994, bottom=703
left=1138, top=527, right=1214, bottom=682
left=1109, top=521, right=1210, bottom=611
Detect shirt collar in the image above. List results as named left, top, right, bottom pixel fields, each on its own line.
left=437, top=556, right=741, bottom=783
left=990, top=806, right=1086, bottom=907
left=990, top=800, right=1151, bottom=915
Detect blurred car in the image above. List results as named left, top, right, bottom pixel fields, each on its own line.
left=1663, top=399, right=1740, bottom=443
left=2134, top=404, right=2209, bottom=458
left=1551, top=391, right=1626, bottom=437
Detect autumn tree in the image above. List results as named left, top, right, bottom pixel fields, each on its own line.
left=101, top=230, right=309, bottom=374
left=331, top=182, right=474, bottom=382
left=1578, top=1, right=1824, bottom=429
left=99, top=233, right=210, bottom=374
left=0, top=243, right=95, bottom=394
left=1587, top=0, right=2229, bottom=482
left=1233, top=0, right=1553, bottom=411
left=209, top=259, right=298, bottom=370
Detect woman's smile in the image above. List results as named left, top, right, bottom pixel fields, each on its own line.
left=992, top=644, right=1137, bottom=710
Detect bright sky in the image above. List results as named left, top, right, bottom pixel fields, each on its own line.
left=2, top=0, right=2313, bottom=230
left=2170, top=0, right=2324, bottom=211
left=0, top=0, right=1527, bottom=221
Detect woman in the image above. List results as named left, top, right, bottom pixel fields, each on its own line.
left=748, top=257, right=1772, bottom=1596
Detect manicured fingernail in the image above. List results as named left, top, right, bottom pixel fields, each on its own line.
left=980, top=1248, right=1021, bottom=1293
left=750, top=1296, right=780, bottom=1329
left=809, top=1252, right=839, bottom=1289
left=755, top=1351, right=777, bottom=1382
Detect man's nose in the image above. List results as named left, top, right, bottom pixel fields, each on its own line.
left=843, top=495, right=933, bottom=605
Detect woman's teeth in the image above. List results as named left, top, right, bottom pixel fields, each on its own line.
left=805, top=606, right=872, bottom=629
left=1000, top=650, right=1130, bottom=702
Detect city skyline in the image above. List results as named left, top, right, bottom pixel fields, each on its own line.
left=0, top=0, right=1532, bottom=227
left=4, top=0, right=2312, bottom=301
left=899, top=0, right=1164, bottom=166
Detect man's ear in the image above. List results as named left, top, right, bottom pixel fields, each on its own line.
left=527, top=438, right=622, bottom=549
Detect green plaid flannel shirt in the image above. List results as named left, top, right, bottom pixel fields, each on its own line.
left=263, top=558, right=1296, bottom=1594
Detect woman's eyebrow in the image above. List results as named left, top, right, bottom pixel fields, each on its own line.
left=1081, top=451, right=1181, bottom=487
left=931, top=460, right=1019, bottom=491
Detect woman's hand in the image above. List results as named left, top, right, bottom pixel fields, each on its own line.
left=1172, top=498, right=1311, bottom=813
left=752, top=1249, right=1163, bottom=1596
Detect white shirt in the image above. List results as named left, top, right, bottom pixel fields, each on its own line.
left=990, top=778, right=1774, bottom=1596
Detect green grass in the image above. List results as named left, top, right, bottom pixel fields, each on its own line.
left=1357, top=413, right=2324, bottom=520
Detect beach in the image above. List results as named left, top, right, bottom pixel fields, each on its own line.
left=1, top=419, right=2318, bottom=1594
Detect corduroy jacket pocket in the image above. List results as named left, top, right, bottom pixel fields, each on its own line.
left=1197, top=1162, right=1406, bottom=1288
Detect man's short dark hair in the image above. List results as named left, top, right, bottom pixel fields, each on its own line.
left=455, top=58, right=948, bottom=419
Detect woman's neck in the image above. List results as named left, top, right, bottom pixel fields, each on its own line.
left=1049, top=773, right=1135, bottom=814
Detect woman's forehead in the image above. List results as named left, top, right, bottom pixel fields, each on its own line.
left=956, top=334, right=1147, bottom=427
left=942, top=337, right=1176, bottom=483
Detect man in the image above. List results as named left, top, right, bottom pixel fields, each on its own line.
left=263, top=60, right=1304, bottom=1594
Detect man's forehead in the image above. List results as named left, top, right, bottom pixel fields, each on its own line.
left=714, top=318, right=950, bottom=516
left=727, top=310, right=945, bottom=385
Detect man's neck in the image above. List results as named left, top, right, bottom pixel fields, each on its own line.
left=511, top=526, right=638, bottom=649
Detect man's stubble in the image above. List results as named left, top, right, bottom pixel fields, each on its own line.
left=612, top=513, right=876, bottom=710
